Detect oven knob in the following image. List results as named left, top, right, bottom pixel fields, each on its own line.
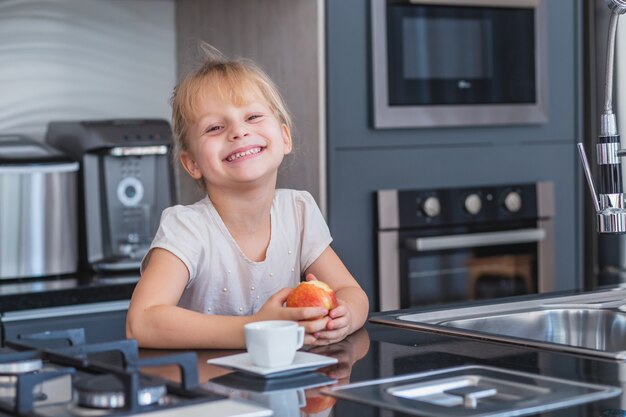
left=464, top=193, right=482, bottom=215
left=422, top=196, right=441, bottom=218
left=504, top=191, right=522, bottom=213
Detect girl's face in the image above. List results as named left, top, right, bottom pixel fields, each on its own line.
left=180, top=88, right=292, bottom=192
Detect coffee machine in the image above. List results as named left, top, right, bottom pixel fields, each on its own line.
left=46, top=119, right=176, bottom=273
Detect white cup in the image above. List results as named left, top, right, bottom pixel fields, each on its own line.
left=244, top=320, right=305, bottom=368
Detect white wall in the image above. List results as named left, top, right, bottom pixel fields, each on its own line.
left=0, top=0, right=176, bottom=141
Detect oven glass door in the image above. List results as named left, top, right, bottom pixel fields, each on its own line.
left=399, top=226, right=538, bottom=307
left=386, top=3, right=536, bottom=105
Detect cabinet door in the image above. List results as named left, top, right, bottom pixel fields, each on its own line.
left=1, top=301, right=128, bottom=346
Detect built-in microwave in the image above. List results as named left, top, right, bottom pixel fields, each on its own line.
left=371, top=0, right=548, bottom=128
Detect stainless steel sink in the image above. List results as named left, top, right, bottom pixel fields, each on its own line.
left=370, top=287, right=626, bottom=360
left=322, top=365, right=620, bottom=417
left=441, top=308, right=626, bottom=352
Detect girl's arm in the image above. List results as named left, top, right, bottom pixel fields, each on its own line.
left=304, top=246, right=369, bottom=341
left=126, top=248, right=327, bottom=349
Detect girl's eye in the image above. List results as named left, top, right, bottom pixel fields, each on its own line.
left=248, top=114, right=263, bottom=122
left=205, top=125, right=223, bottom=134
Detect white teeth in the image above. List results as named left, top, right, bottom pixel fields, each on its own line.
left=226, top=147, right=261, bottom=162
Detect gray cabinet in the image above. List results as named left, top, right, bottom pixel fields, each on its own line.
left=1, top=301, right=128, bottom=346
left=326, top=0, right=583, bottom=309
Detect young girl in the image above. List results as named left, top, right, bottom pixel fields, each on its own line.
left=126, top=47, right=369, bottom=349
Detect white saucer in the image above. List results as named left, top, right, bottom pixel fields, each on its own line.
left=207, top=351, right=338, bottom=378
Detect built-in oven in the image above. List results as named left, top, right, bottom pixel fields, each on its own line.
left=371, top=0, right=548, bottom=128
left=376, top=182, right=554, bottom=311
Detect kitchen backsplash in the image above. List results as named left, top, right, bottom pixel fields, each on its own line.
left=0, top=0, right=176, bottom=141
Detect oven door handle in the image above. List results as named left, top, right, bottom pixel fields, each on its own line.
left=406, top=228, right=546, bottom=252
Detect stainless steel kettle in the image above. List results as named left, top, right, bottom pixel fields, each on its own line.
left=0, top=135, right=79, bottom=279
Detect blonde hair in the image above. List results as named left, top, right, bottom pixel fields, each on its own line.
left=170, top=45, right=293, bottom=164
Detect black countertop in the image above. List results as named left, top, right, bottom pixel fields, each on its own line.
left=145, top=322, right=626, bottom=417
left=4, top=276, right=626, bottom=416
left=0, top=273, right=138, bottom=312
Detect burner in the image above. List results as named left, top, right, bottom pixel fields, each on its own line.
left=0, top=358, right=43, bottom=375
left=0, top=330, right=224, bottom=416
left=0, top=376, right=46, bottom=400
left=75, top=374, right=167, bottom=409
left=0, top=358, right=45, bottom=400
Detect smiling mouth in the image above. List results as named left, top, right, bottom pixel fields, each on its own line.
left=225, top=147, right=263, bottom=162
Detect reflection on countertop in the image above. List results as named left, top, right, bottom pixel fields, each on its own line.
left=140, top=321, right=626, bottom=417
left=139, top=328, right=371, bottom=417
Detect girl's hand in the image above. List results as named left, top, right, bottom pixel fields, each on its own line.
left=309, top=299, right=352, bottom=346
left=298, top=315, right=330, bottom=346
left=302, top=273, right=352, bottom=345
left=296, top=273, right=335, bottom=345
left=254, top=288, right=328, bottom=323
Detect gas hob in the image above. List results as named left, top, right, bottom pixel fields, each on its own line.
left=0, top=329, right=269, bottom=417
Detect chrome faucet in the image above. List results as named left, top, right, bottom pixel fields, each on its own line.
left=578, top=0, right=626, bottom=233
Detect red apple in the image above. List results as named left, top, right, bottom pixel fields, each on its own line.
left=286, top=281, right=338, bottom=311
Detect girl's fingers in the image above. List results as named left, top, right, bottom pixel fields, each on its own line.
left=302, top=307, right=329, bottom=321
left=314, top=328, right=346, bottom=341
left=270, top=287, right=292, bottom=304
left=304, top=334, right=317, bottom=345
left=286, top=306, right=328, bottom=321
left=328, top=304, right=348, bottom=319
left=299, top=317, right=330, bottom=333
left=305, top=273, right=318, bottom=282
left=326, top=316, right=349, bottom=330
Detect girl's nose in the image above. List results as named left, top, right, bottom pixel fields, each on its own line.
left=229, top=124, right=250, bottom=141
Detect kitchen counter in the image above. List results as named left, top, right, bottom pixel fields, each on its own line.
left=3, top=275, right=625, bottom=416
left=0, top=272, right=138, bottom=312
left=138, top=321, right=626, bottom=417
left=0, top=273, right=137, bottom=345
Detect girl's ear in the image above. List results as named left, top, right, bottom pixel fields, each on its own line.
left=282, top=124, right=293, bottom=155
left=180, top=151, right=203, bottom=180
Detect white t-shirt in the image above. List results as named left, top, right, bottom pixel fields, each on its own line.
left=143, top=189, right=332, bottom=316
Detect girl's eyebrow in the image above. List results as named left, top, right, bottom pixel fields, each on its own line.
left=194, top=100, right=268, bottom=125
left=244, top=100, right=269, bottom=109
left=195, top=114, right=220, bottom=127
